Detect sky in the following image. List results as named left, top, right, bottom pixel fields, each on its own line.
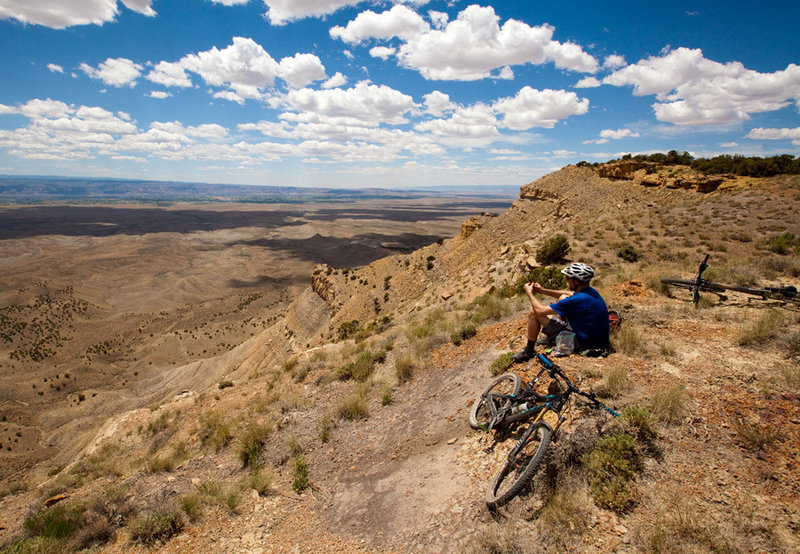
left=0, top=1, right=799, bottom=189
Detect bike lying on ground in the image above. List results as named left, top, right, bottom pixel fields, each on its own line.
left=470, top=353, right=619, bottom=510
left=661, top=254, right=799, bottom=307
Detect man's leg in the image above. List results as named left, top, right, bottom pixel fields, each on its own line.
left=514, top=309, right=553, bottom=362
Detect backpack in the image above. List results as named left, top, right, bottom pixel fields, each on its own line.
left=608, top=310, right=622, bottom=333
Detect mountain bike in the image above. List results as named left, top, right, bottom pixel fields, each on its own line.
left=660, top=254, right=799, bottom=306
left=470, top=353, right=619, bottom=509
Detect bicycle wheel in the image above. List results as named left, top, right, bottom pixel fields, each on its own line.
left=485, top=422, right=551, bottom=509
left=660, top=278, right=695, bottom=290
left=469, top=372, right=521, bottom=430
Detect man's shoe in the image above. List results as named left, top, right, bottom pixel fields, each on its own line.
left=512, top=348, right=533, bottom=363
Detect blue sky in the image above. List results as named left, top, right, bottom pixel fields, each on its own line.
left=0, top=0, right=799, bottom=189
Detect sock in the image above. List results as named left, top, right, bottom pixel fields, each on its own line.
left=526, top=339, right=535, bottom=353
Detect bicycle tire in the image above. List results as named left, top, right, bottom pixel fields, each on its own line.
left=485, top=422, right=551, bottom=509
left=469, top=372, right=521, bottom=430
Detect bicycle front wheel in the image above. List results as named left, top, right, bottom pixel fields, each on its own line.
left=469, top=372, right=521, bottom=430
left=485, top=422, right=551, bottom=509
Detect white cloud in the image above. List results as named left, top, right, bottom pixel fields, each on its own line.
left=263, top=0, right=361, bottom=25
left=80, top=57, right=143, bottom=87
left=179, top=37, right=278, bottom=99
left=747, top=127, right=800, bottom=145
left=574, top=76, right=601, bottom=88
left=209, top=0, right=249, bottom=5
left=493, top=87, right=589, bottom=130
left=146, top=61, right=193, bottom=88
left=283, top=81, right=416, bottom=126
left=47, top=63, right=64, bottom=74
left=0, top=0, right=154, bottom=29
left=720, top=141, right=739, bottom=147
left=332, top=4, right=597, bottom=81
left=600, top=128, right=639, bottom=139
left=604, top=47, right=800, bottom=125
left=603, top=54, right=626, bottom=69
left=148, top=91, right=172, bottom=99
left=277, top=53, right=327, bottom=88
left=369, top=46, right=396, bottom=60
left=582, top=138, right=608, bottom=145
left=330, top=5, right=428, bottom=43
left=322, top=72, right=347, bottom=89
left=423, top=90, right=454, bottom=116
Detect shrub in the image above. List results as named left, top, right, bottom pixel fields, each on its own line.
left=536, top=235, right=570, bottom=265
left=500, top=266, right=566, bottom=298
left=490, top=352, right=514, bottom=376
left=129, top=507, right=184, bottom=545
left=197, top=410, right=231, bottom=452
left=317, top=415, right=333, bottom=442
left=450, top=323, right=477, bottom=345
left=470, top=293, right=508, bottom=324
left=395, top=355, right=414, bottom=383
left=595, top=364, right=631, bottom=399
left=218, top=379, right=233, bottom=390
left=337, top=320, right=359, bottom=341
left=339, top=350, right=379, bottom=381
left=381, top=386, right=393, bottom=405
left=582, top=433, right=640, bottom=512
left=611, top=321, right=645, bottom=356
left=180, top=494, right=204, bottom=522
left=736, top=309, right=784, bottom=346
left=734, top=416, right=778, bottom=451
left=241, top=470, right=274, bottom=496
left=237, top=423, right=272, bottom=469
left=337, top=384, right=370, bottom=421
left=24, top=503, right=85, bottom=540
left=765, top=231, right=797, bottom=255
left=616, top=243, right=641, bottom=262
left=292, top=456, right=310, bottom=492
left=651, top=385, right=685, bottom=425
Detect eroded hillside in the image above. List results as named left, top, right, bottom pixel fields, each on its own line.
left=1, top=164, right=799, bottom=553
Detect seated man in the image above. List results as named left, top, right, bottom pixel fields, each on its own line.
left=513, top=262, right=609, bottom=362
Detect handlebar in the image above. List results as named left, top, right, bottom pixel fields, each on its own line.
left=536, top=353, right=619, bottom=417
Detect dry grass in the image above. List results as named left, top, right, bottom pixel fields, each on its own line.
left=467, top=522, right=524, bottom=554
left=641, top=503, right=735, bottom=554
left=594, top=363, right=631, bottom=398
left=733, top=415, right=778, bottom=451
left=611, top=321, right=646, bottom=356
left=336, top=382, right=370, bottom=421
left=395, top=354, right=414, bottom=383
left=651, top=384, right=686, bottom=425
left=737, top=309, right=784, bottom=346
left=197, top=410, right=232, bottom=452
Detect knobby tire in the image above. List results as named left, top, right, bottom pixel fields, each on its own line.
left=485, top=422, right=552, bottom=509
left=469, top=372, right=521, bottom=430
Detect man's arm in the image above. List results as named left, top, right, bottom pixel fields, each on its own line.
left=530, top=282, right=571, bottom=299
left=524, top=282, right=557, bottom=317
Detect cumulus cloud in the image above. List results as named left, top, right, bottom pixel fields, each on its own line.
left=263, top=0, right=361, bottom=25
left=80, top=57, right=143, bottom=87
left=209, top=0, right=249, bottom=5
left=150, top=38, right=326, bottom=101
left=493, top=87, right=589, bottom=130
left=283, top=81, right=416, bottom=126
left=369, top=46, right=396, bottom=60
left=277, top=53, right=327, bottom=88
left=148, top=91, right=172, bottom=99
left=146, top=61, right=193, bottom=88
left=575, top=76, right=601, bottom=88
left=423, top=90, right=455, bottom=116
left=330, top=5, right=428, bottom=42
left=322, top=72, right=347, bottom=89
left=604, top=47, right=800, bottom=125
left=583, top=127, right=639, bottom=144
left=414, top=104, right=500, bottom=148
left=331, top=4, right=597, bottom=81
left=0, top=0, right=154, bottom=29
left=47, top=63, right=64, bottom=74
left=747, top=127, right=800, bottom=145
left=603, top=54, right=626, bottom=69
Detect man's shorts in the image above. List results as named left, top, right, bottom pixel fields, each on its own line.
left=542, top=315, right=571, bottom=341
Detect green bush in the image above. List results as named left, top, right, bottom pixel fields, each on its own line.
left=490, top=352, right=515, bottom=376
left=582, top=433, right=641, bottom=513
left=616, top=243, right=641, bottom=262
left=237, top=423, right=272, bottom=469
left=129, top=508, right=184, bottom=545
left=536, top=235, right=570, bottom=265
left=450, top=323, right=477, bottom=345
left=337, top=320, right=359, bottom=341
left=339, top=350, right=380, bottom=381
left=292, top=456, right=310, bottom=492
left=24, top=503, right=85, bottom=540
left=217, top=379, right=234, bottom=390
left=765, top=232, right=797, bottom=255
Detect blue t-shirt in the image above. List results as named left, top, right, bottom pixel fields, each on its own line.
left=550, top=287, right=609, bottom=350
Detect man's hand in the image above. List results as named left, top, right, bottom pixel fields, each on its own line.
left=525, top=281, right=543, bottom=294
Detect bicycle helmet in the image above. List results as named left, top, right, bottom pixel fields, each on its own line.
left=561, top=262, right=595, bottom=282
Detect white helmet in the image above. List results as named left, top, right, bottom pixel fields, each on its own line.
left=561, top=262, right=595, bottom=282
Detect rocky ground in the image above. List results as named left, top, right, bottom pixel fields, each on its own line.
left=1, top=164, right=798, bottom=552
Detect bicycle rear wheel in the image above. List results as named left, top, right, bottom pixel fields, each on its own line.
left=469, top=373, right=521, bottom=430
left=485, top=422, right=551, bottom=509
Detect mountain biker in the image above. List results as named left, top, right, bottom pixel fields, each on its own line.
left=513, top=262, right=610, bottom=362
